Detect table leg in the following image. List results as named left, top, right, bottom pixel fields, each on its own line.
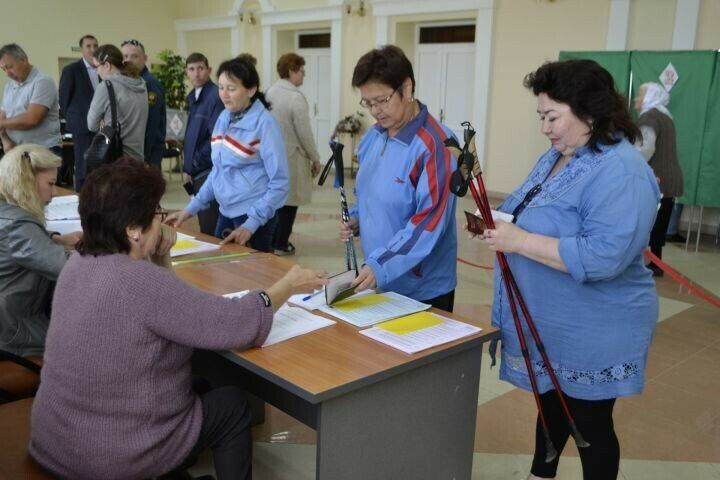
left=315, top=345, right=482, bottom=480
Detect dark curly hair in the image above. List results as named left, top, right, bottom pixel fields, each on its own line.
left=77, top=157, right=166, bottom=256
left=351, top=45, right=415, bottom=97
left=523, top=59, right=639, bottom=151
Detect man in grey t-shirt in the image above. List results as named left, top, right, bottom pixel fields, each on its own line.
left=0, top=43, right=61, bottom=153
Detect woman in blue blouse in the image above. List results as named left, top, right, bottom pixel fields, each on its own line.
left=477, top=60, right=660, bottom=480
left=166, top=57, right=289, bottom=251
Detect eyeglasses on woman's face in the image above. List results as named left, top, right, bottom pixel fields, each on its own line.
left=359, top=87, right=400, bottom=111
left=155, top=206, right=168, bottom=223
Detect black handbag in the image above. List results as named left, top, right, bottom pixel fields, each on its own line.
left=84, top=80, right=123, bottom=174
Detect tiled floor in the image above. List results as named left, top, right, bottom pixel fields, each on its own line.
left=163, top=168, right=720, bottom=479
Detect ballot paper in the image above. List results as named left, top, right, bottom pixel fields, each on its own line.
left=46, top=219, right=83, bottom=235
left=318, top=291, right=430, bottom=328
left=360, top=312, right=482, bottom=354
left=46, top=195, right=80, bottom=220
left=170, top=238, right=220, bottom=257
left=262, top=304, right=336, bottom=347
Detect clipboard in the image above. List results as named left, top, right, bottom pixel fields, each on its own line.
left=325, top=270, right=358, bottom=305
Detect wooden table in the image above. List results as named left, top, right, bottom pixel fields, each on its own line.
left=173, top=232, right=499, bottom=480
left=51, top=191, right=500, bottom=479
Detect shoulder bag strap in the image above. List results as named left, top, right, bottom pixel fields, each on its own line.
left=104, top=80, right=120, bottom=133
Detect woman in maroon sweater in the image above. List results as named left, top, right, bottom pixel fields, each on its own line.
left=29, top=158, right=325, bottom=480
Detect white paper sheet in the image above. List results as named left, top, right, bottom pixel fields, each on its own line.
left=287, top=288, right=327, bottom=310
left=473, top=208, right=514, bottom=224
left=222, top=290, right=250, bottom=299
left=360, top=314, right=481, bottom=354
left=262, top=304, right=336, bottom=347
left=46, top=195, right=80, bottom=220
left=46, top=219, right=83, bottom=235
left=318, top=291, right=430, bottom=328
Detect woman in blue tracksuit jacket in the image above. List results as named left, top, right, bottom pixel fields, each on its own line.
left=340, top=46, right=458, bottom=312
left=166, top=58, right=289, bottom=252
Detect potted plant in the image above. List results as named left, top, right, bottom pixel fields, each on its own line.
left=151, top=49, right=188, bottom=141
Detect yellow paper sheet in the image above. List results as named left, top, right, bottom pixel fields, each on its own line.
left=172, top=239, right=200, bottom=251
left=376, top=312, right=443, bottom=335
left=332, top=293, right=390, bottom=312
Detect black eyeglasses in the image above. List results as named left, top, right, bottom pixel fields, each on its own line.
left=155, top=206, right=168, bottom=223
left=359, top=87, right=400, bottom=110
left=121, top=39, right=144, bottom=49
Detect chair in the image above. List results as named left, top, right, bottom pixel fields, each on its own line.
left=0, top=398, right=55, bottom=479
left=163, top=140, right=184, bottom=182
left=0, top=349, right=41, bottom=404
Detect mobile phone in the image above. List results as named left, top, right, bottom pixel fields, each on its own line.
left=464, top=210, right=486, bottom=235
left=182, top=181, right=194, bottom=196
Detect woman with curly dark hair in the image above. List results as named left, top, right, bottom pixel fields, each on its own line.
left=473, top=59, right=660, bottom=480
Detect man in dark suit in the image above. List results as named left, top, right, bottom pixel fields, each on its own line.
left=183, top=52, right=224, bottom=236
left=121, top=39, right=166, bottom=168
left=59, top=34, right=98, bottom=191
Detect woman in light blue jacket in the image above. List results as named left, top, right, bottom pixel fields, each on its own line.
left=166, top=58, right=289, bottom=252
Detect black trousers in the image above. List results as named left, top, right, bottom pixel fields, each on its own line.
left=531, top=390, right=619, bottom=480
left=273, top=205, right=298, bottom=249
left=649, top=197, right=674, bottom=261
left=71, top=131, right=93, bottom=192
left=172, top=386, right=253, bottom=480
left=192, top=173, right=220, bottom=237
left=421, top=289, right=455, bottom=313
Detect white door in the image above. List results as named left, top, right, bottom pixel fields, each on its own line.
left=298, top=48, right=332, bottom=160
left=415, top=43, right=475, bottom=141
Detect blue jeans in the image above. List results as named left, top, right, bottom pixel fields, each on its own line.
left=214, top=213, right=278, bottom=252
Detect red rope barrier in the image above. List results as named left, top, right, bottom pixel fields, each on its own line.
left=645, top=251, right=720, bottom=308
left=456, top=257, right=493, bottom=270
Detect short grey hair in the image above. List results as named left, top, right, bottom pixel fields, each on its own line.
left=0, top=43, right=28, bottom=61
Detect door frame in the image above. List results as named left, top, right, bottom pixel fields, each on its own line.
left=296, top=46, right=332, bottom=157
left=373, top=0, right=495, bottom=170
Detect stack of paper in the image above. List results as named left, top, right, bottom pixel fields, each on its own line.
left=262, top=305, right=336, bottom=347
left=170, top=238, right=220, bottom=257
left=360, top=312, right=482, bottom=354
left=222, top=292, right=336, bottom=346
left=46, top=195, right=79, bottom=221
left=318, top=291, right=430, bottom=328
left=46, top=219, right=82, bottom=234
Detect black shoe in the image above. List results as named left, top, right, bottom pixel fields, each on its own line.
left=648, top=263, right=664, bottom=277
left=666, top=233, right=686, bottom=243
left=274, top=242, right=296, bottom=256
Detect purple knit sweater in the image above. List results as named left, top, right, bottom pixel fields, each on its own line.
left=29, top=253, right=273, bottom=479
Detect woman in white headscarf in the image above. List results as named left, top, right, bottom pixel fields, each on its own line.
left=634, top=82, right=684, bottom=277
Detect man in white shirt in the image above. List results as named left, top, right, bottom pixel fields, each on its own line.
left=59, top=34, right=99, bottom=191
left=0, top=43, right=62, bottom=155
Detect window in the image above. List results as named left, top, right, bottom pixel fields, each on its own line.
left=419, top=25, right=475, bottom=44
left=298, top=33, right=331, bottom=49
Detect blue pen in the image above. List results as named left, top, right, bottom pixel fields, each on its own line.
left=302, top=290, right=323, bottom=302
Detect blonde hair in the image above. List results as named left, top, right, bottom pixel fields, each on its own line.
left=0, top=144, right=61, bottom=223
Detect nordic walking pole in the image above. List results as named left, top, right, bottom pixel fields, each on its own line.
left=318, top=137, right=359, bottom=275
